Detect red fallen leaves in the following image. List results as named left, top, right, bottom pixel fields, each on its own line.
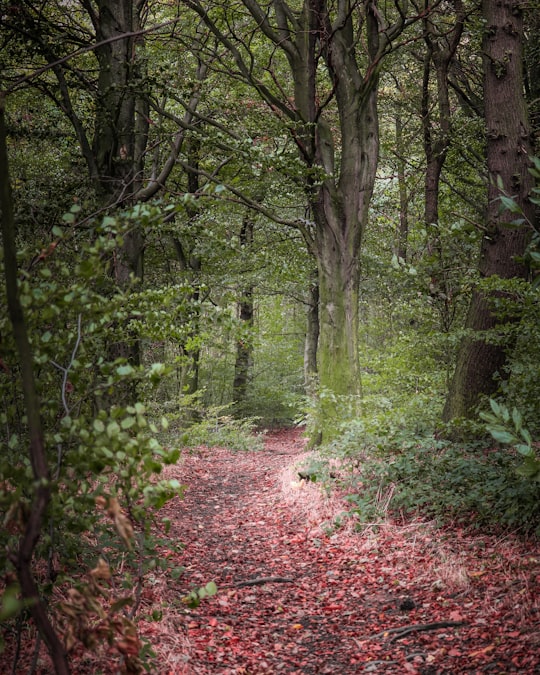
left=21, top=427, right=535, bottom=674
left=151, top=429, right=540, bottom=674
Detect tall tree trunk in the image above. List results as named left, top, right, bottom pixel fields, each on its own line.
left=421, top=1, right=464, bottom=332
left=91, top=0, right=149, bottom=371
left=443, top=0, right=534, bottom=422
left=395, top=114, right=409, bottom=262
left=299, top=3, right=380, bottom=441
left=173, top=135, right=204, bottom=395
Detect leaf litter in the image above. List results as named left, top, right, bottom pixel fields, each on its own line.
left=3, top=428, right=539, bottom=674
left=146, top=428, right=540, bottom=674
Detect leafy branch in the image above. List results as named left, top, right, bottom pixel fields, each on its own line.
left=481, top=399, right=540, bottom=482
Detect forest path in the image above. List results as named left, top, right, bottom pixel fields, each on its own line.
left=146, top=428, right=540, bottom=674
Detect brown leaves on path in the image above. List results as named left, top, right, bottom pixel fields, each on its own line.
left=148, top=429, right=540, bottom=674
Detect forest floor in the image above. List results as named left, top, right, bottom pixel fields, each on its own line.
left=136, top=427, right=540, bottom=674
left=5, top=428, right=540, bottom=674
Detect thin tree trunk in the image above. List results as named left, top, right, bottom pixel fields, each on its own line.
left=303, top=269, right=319, bottom=389
left=1, top=98, right=70, bottom=675
left=233, top=218, right=255, bottom=409
left=421, top=1, right=464, bottom=332
left=395, top=114, right=409, bottom=262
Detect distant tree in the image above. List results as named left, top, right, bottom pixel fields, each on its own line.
left=181, top=0, right=433, bottom=441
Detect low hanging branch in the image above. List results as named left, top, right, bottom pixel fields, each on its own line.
left=0, top=95, right=70, bottom=674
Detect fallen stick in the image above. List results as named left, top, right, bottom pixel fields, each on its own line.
left=360, top=621, right=465, bottom=642
left=366, top=621, right=466, bottom=642
left=229, top=576, right=295, bottom=588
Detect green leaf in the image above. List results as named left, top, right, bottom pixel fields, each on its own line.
left=93, top=419, right=105, bottom=433
left=0, top=585, right=22, bottom=621
left=121, top=417, right=136, bottom=430
left=205, top=581, right=218, bottom=596
left=117, top=364, right=135, bottom=376
left=107, top=421, right=120, bottom=437
left=511, top=407, right=522, bottom=432
left=499, top=195, right=522, bottom=214
left=520, top=428, right=532, bottom=445
left=489, top=399, right=501, bottom=416
left=488, top=428, right=517, bottom=445
left=516, top=458, right=540, bottom=479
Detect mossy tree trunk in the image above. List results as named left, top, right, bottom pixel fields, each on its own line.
left=186, top=0, right=423, bottom=442
left=443, top=0, right=535, bottom=422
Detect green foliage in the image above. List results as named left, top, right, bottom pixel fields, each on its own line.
left=498, top=156, right=540, bottom=288
left=177, top=401, right=265, bottom=452
left=182, top=581, right=218, bottom=609
left=329, top=431, right=540, bottom=535
left=481, top=399, right=540, bottom=482
left=0, top=209, right=189, bottom=666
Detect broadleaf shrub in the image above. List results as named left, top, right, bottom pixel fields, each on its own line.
left=329, top=431, right=540, bottom=536
left=0, top=210, right=189, bottom=670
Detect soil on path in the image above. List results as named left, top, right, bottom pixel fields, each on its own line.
left=145, top=429, right=540, bottom=674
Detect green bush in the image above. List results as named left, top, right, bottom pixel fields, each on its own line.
left=329, top=432, right=540, bottom=535
left=0, top=210, right=187, bottom=669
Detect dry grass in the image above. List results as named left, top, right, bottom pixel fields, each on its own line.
left=279, top=451, right=355, bottom=535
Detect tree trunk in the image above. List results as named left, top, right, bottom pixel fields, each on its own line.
left=421, top=1, right=464, bottom=332
left=303, top=269, right=319, bottom=388
left=395, top=114, right=409, bottom=262
left=233, top=218, right=255, bottom=410
left=443, top=0, right=534, bottom=422
left=1, top=99, right=70, bottom=675
left=91, top=0, right=149, bottom=371
left=299, top=3, right=380, bottom=441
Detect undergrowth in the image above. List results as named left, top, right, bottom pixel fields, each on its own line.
left=153, top=395, right=265, bottom=452
left=316, top=423, right=540, bottom=537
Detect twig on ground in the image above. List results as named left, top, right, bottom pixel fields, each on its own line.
left=227, top=576, right=295, bottom=588
left=363, top=621, right=466, bottom=642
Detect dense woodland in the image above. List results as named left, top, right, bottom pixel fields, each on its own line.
left=0, top=1, right=539, bottom=672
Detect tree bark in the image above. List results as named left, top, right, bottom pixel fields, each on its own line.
left=443, top=0, right=534, bottom=422
left=395, top=114, right=409, bottom=262
left=88, top=0, right=150, bottom=373
left=303, top=269, right=319, bottom=388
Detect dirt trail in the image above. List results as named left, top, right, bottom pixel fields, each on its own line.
left=147, top=429, right=540, bottom=674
